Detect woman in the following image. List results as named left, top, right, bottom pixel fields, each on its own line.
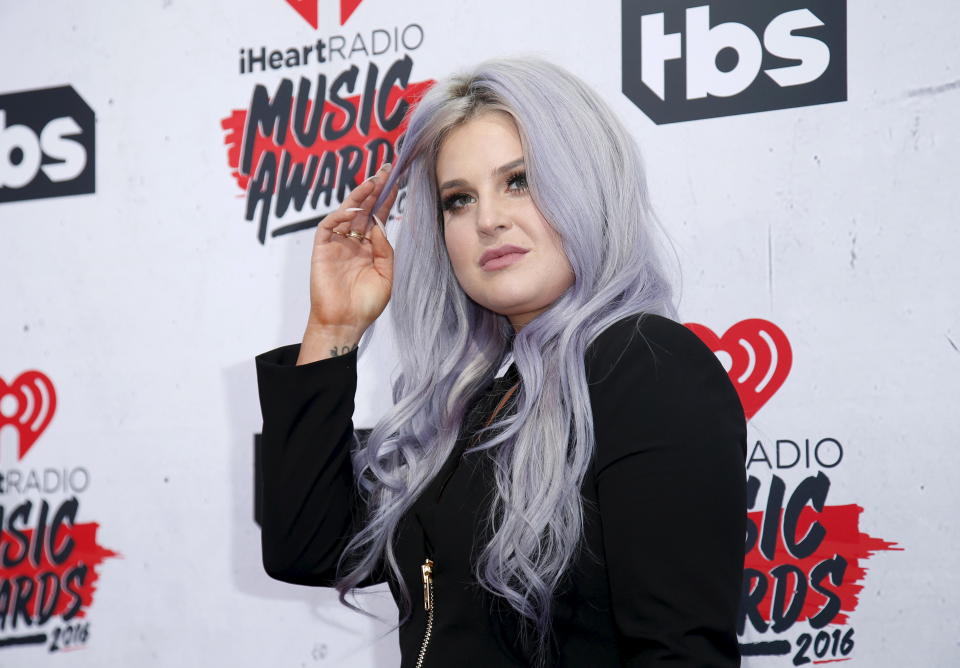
left=255, top=56, right=747, bottom=667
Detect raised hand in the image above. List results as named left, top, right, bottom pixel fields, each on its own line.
left=298, top=162, right=400, bottom=364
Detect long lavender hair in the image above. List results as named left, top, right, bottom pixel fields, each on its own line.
left=336, top=55, right=677, bottom=663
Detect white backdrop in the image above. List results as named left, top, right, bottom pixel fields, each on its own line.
left=1, top=0, right=958, bottom=665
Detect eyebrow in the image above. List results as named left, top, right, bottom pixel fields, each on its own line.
left=437, top=157, right=524, bottom=193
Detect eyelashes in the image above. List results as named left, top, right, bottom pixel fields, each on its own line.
left=440, top=170, right=529, bottom=215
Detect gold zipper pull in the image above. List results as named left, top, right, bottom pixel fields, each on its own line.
left=415, top=557, right=436, bottom=668
left=421, top=558, right=434, bottom=611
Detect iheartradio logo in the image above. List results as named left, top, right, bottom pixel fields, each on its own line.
left=0, top=370, right=57, bottom=460
left=284, top=0, right=366, bottom=28
left=685, top=318, right=792, bottom=419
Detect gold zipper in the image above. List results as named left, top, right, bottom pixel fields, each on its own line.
left=413, top=381, right=515, bottom=666
left=415, top=557, right=435, bottom=668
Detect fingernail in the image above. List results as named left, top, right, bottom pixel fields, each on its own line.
left=372, top=213, right=387, bottom=237
left=346, top=207, right=365, bottom=213
left=382, top=162, right=393, bottom=172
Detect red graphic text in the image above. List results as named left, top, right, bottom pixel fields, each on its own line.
left=0, top=497, right=119, bottom=631
left=741, top=472, right=901, bottom=635
left=221, top=56, right=433, bottom=242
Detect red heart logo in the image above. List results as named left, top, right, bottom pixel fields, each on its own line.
left=684, top=319, right=791, bottom=420
left=0, top=371, right=57, bottom=460
left=284, top=0, right=365, bottom=28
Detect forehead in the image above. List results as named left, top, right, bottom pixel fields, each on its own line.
left=435, top=111, right=521, bottom=180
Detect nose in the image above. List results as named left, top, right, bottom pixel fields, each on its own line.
left=475, top=196, right=512, bottom=236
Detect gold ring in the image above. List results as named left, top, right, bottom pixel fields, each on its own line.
left=334, top=229, right=368, bottom=241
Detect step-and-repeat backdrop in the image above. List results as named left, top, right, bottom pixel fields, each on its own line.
left=2, top=1, right=957, bottom=665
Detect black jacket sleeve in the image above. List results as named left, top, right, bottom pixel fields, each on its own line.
left=586, top=314, right=747, bottom=666
left=255, top=343, right=384, bottom=588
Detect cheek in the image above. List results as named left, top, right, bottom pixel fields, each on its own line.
left=532, top=214, right=571, bottom=266
left=443, top=228, right=473, bottom=276
left=538, top=222, right=576, bottom=285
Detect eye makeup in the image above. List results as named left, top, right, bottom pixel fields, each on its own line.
left=440, top=170, right=529, bottom=215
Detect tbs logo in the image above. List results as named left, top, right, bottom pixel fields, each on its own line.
left=622, top=0, right=846, bottom=124
left=0, top=85, right=95, bottom=204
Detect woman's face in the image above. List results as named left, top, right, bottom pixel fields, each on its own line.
left=435, top=111, right=575, bottom=332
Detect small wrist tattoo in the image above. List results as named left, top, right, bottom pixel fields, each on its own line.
left=329, top=343, right=358, bottom=357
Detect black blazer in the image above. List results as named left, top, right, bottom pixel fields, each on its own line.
left=255, top=313, right=747, bottom=667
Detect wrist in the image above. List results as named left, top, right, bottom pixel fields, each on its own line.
left=298, top=322, right=364, bottom=365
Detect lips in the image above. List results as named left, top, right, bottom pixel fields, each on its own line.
left=479, top=244, right=529, bottom=269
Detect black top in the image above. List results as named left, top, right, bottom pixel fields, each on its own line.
left=255, top=312, right=747, bottom=667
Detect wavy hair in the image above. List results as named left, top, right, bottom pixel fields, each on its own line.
left=334, top=55, right=678, bottom=665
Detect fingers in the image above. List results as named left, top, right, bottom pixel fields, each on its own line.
left=343, top=171, right=380, bottom=208
left=344, top=163, right=393, bottom=238
left=350, top=166, right=398, bottom=240
left=368, top=213, right=394, bottom=270
left=318, top=162, right=395, bottom=248
left=371, top=213, right=387, bottom=238
left=317, top=189, right=371, bottom=244
left=347, top=177, right=382, bottom=235
left=319, top=166, right=382, bottom=228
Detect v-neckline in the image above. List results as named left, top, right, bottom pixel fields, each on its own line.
left=432, top=367, right=519, bottom=503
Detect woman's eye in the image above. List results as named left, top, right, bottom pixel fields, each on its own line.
left=440, top=171, right=527, bottom=215
left=441, top=193, right=473, bottom=213
left=506, top=170, right=528, bottom=192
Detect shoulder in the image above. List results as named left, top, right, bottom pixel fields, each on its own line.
left=585, top=312, right=722, bottom=386
left=584, top=312, right=746, bottom=472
